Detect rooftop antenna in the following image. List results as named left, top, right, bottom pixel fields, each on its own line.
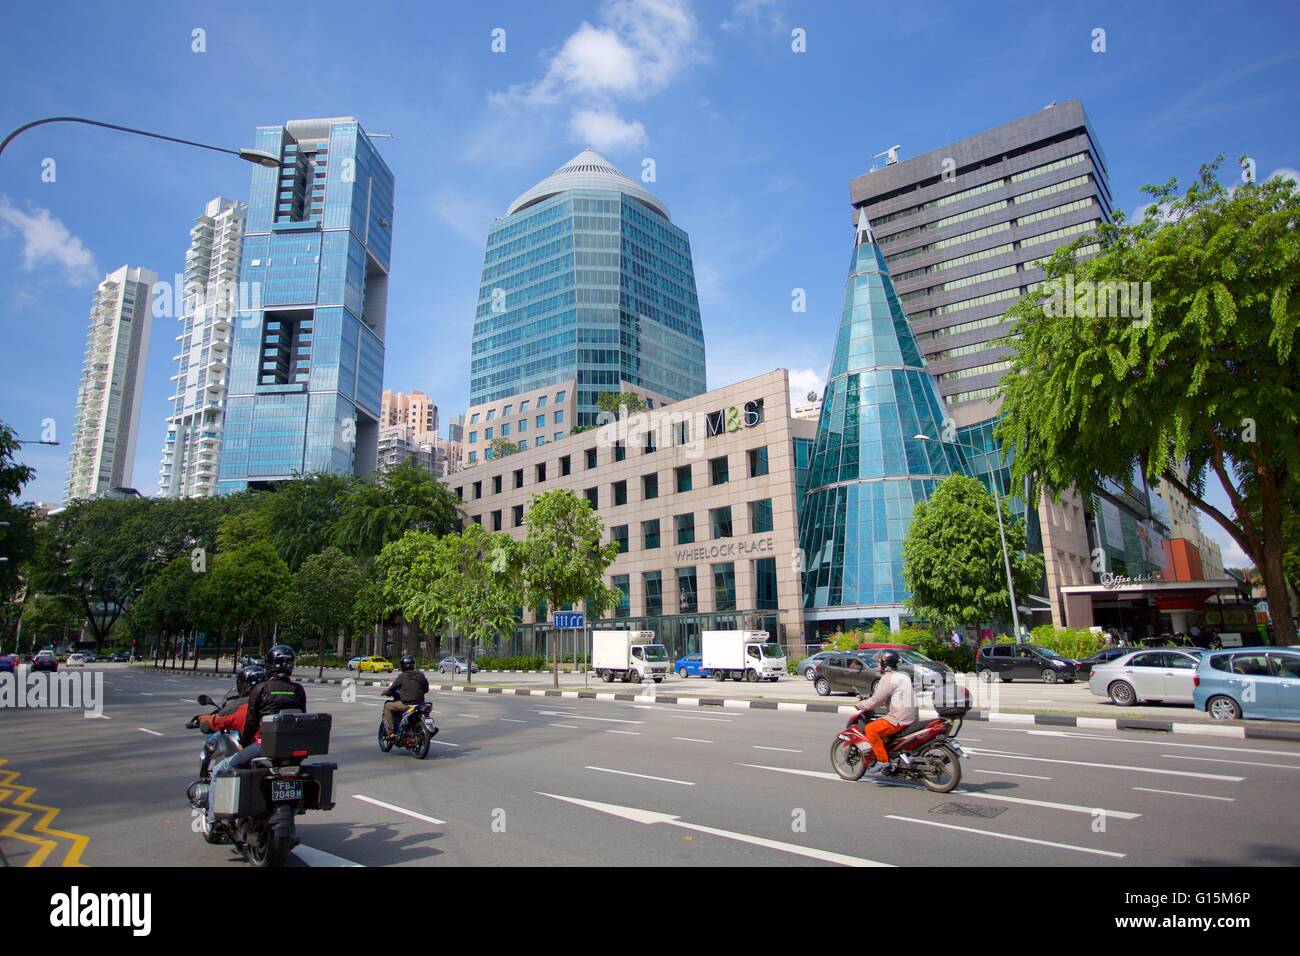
left=367, top=132, right=394, bottom=140
left=871, top=145, right=901, bottom=170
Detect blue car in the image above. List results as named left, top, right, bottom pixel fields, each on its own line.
left=673, top=653, right=710, bottom=678
left=1193, top=647, right=1300, bottom=721
left=0, top=654, right=16, bottom=673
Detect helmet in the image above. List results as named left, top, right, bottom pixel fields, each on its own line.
left=878, top=650, right=901, bottom=672
left=236, top=664, right=267, bottom=696
left=399, top=655, right=416, bottom=672
left=267, top=644, right=295, bottom=677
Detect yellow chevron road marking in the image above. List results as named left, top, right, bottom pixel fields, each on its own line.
left=0, top=759, right=91, bottom=866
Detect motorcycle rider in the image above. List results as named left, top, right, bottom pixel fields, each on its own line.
left=199, top=664, right=267, bottom=735
left=234, top=644, right=308, bottom=763
left=381, top=655, right=431, bottom=741
left=854, top=650, right=917, bottom=774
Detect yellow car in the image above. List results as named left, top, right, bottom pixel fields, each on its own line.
left=357, top=656, right=395, bottom=673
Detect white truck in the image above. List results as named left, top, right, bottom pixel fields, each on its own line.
left=702, top=630, right=785, bottom=682
left=593, top=630, right=671, bottom=683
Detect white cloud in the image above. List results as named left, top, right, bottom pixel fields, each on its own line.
left=1202, top=523, right=1252, bottom=570
left=789, top=367, right=825, bottom=405
left=721, top=0, right=786, bottom=33
left=1267, top=166, right=1300, bottom=188
left=0, top=195, right=98, bottom=284
left=427, top=186, right=498, bottom=246
left=569, top=108, right=648, bottom=152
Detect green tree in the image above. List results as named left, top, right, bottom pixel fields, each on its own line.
left=487, top=437, right=521, bottom=460
left=595, top=391, right=647, bottom=418
left=262, top=472, right=360, bottom=571
left=131, top=555, right=202, bottom=665
left=18, top=593, right=81, bottom=652
left=399, top=523, right=520, bottom=679
left=0, top=422, right=37, bottom=619
left=518, top=489, right=620, bottom=686
left=287, top=546, right=365, bottom=678
left=333, top=458, right=461, bottom=561
left=902, top=474, right=1044, bottom=632
left=997, top=161, right=1300, bottom=644
left=194, top=540, right=291, bottom=669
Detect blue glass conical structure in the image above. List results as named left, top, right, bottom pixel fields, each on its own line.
left=798, top=211, right=966, bottom=626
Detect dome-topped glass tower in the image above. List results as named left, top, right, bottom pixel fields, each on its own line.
left=798, top=210, right=966, bottom=635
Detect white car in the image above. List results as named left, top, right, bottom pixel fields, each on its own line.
left=346, top=657, right=363, bottom=670
left=66, top=653, right=87, bottom=667
left=1088, top=649, right=1202, bottom=706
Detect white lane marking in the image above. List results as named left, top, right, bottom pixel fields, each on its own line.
left=178, top=698, right=199, bottom=703
left=1160, top=754, right=1300, bottom=770
left=585, top=766, right=694, bottom=786
left=351, top=794, right=446, bottom=825
left=500, top=718, right=526, bottom=723
left=964, top=749, right=1245, bottom=781
left=669, top=714, right=733, bottom=722
left=1133, top=787, right=1235, bottom=802
left=1005, top=728, right=1294, bottom=757
left=292, top=844, right=365, bottom=867
left=736, top=763, right=840, bottom=781
left=551, top=723, right=580, bottom=729
left=968, top=768, right=1052, bottom=780
left=753, top=746, right=803, bottom=753
left=534, top=709, right=643, bottom=724
left=429, top=739, right=461, bottom=748
left=86, top=713, right=111, bottom=720
left=885, top=815, right=1125, bottom=858
left=138, top=728, right=164, bottom=736
left=538, top=792, right=892, bottom=867
left=139, top=693, right=154, bottom=696
left=456, top=714, right=482, bottom=719
left=605, top=730, right=640, bottom=735
left=672, top=737, right=713, bottom=744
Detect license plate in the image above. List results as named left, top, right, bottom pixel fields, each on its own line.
left=271, top=779, right=304, bottom=802
left=423, top=719, right=436, bottom=731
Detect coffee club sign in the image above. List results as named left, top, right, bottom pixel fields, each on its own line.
left=705, top=399, right=764, bottom=437
left=1099, top=570, right=1162, bottom=590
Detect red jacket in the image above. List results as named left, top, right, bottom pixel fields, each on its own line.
left=200, top=703, right=260, bottom=743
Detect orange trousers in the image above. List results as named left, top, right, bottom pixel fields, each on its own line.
left=864, top=718, right=902, bottom=763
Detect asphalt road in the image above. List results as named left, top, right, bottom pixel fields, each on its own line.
left=4, top=665, right=1300, bottom=867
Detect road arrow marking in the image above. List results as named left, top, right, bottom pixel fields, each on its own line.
left=537, top=792, right=893, bottom=867
left=585, top=766, right=694, bottom=785
left=351, top=794, right=445, bottom=825
left=886, top=815, right=1125, bottom=858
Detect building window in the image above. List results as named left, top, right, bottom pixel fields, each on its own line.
left=584, top=487, right=598, bottom=508
left=677, top=567, right=698, bottom=613
left=556, top=390, right=566, bottom=402
left=675, top=420, right=690, bottom=445
left=469, top=431, right=477, bottom=444
left=560, top=455, right=571, bottom=476
left=491, top=510, right=502, bottom=531
left=710, top=506, right=733, bottom=539
left=748, top=446, right=769, bottom=478
left=518, top=439, right=528, bottom=450
left=520, top=400, right=530, bottom=413
left=713, top=562, right=737, bottom=612
left=710, top=455, right=730, bottom=485
left=535, top=462, right=546, bottom=483
left=613, top=480, right=628, bottom=506
left=536, top=436, right=546, bottom=446
left=486, top=409, right=495, bottom=420
left=471, top=514, right=481, bottom=524
left=518, top=418, right=528, bottom=432
left=675, top=464, right=692, bottom=493
left=586, top=447, right=598, bottom=470
left=675, top=513, right=695, bottom=545
left=754, top=557, right=778, bottom=610
left=749, top=498, right=774, bottom=534
left=514, top=468, right=524, bottom=489
left=642, top=519, right=661, bottom=550
left=484, top=427, right=494, bottom=441
left=612, top=575, right=630, bottom=618
left=642, top=472, right=658, bottom=500
left=454, top=486, right=463, bottom=500
left=553, top=432, right=563, bottom=441
left=644, top=432, right=656, bottom=453
left=492, top=475, right=502, bottom=495
left=502, top=405, right=512, bottom=417
left=473, top=480, right=482, bottom=499
left=554, top=410, right=565, bottom=425
left=614, top=440, right=626, bottom=462
left=611, top=524, right=629, bottom=555
left=537, top=395, right=548, bottom=408
left=512, top=504, right=524, bottom=527
left=644, top=571, right=663, bottom=616
left=536, top=415, right=545, bottom=428
left=470, top=413, right=480, bottom=424
left=467, top=452, right=477, bottom=464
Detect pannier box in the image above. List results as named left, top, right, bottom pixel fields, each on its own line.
left=210, top=768, right=269, bottom=819
left=260, top=711, right=332, bottom=759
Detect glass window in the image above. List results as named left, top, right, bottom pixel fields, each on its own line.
left=675, top=420, right=690, bottom=445
left=473, top=480, right=482, bottom=499
left=554, top=410, right=565, bottom=425
left=642, top=519, right=661, bottom=550
left=753, top=557, right=778, bottom=610
left=644, top=571, right=663, bottom=616
left=713, top=563, right=736, bottom=612
left=484, top=427, right=493, bottom=440
left=644, top=432, right=656, bottom=453
left=502, top=405, right=513, bottom=417
left=514, top=468, right=524, bottom=489
left=613, top=480, right=628, bottom=506
left=556, top=390, right=566, bottom=402
left=491, top=510, right=502, bottom=531
left=611, top=525, right=629, bottom=554
left=675, top=464, right=692, bottom=493
left=520, top=400, right=530, bottom=413
left=677, top=567, right=698, bottom=613
left=1231, top=654, right=1274, bottom=676
left=1273, top=654, right=1300, bottom=678
left=467, top=451, right=477, bottom=463
left=749, top=498, right=774, bottom=534
left=469, top=431, right=477, bottom=443
left=675, top=513, right=695, bottom=545
left=614, top=440, right=626, bottom=462
left=470, top=413, right=480, bottom=424
left=501, top=423, right=510, bottom=437
left=584, top=487, right=598, bottom=508
left=554, top=432, right=563, bottom=441
left=512, top=504, right=524, bottom=527
left=536, top=415, right=545, bottom=428
left=492, top=475, right=502, bottom=495
left=612, top=575, right=630, bottom=618
left=642, top=473, right=658, bottom=500
left=586, top=448, right=598, bottom=469
left=560, top=455, right=572, bottom=476
left=535, top=462, right=546, bottom=483
left=710, top=506, right=733, bottom=539
left=710, top=456, right=729, bottom=485
left=537, top=395, right=548, bottom=408
left=486, top=409, right=495, bottom=420
left=518, top=418, right=528, bottom=432
left=748, top=447, right=769, bottom=478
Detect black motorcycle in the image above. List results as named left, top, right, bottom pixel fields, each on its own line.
left=186, top=694, right=336, bottom=867
left=378, top=696, right=437, bottom=759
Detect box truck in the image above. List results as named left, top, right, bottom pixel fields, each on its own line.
left=593, top=630, right=671, bottom=683
left=702, top=631, right=785, bottom=682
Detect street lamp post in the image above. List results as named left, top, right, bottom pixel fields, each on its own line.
left=0, top=116, right=279, bottom=167
left=915, top=434, right=1024, bottom=641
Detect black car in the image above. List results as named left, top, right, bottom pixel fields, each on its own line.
left=109, top=652, right=129, bottom=663
left=812, top=650, right=954, bottom=697
left=30, top=650, right=58, bottom=672
left=1074, top=646, right=1130, bottom=677
left=976, top=644, right=1077, bottom=683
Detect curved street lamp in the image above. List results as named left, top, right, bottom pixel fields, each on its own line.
left=0, top=116, right=279, bottom=167
left=914, top=432, right=1024, bottom=640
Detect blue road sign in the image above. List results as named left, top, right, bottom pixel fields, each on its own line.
left=553, top=612, right=585, bottom=629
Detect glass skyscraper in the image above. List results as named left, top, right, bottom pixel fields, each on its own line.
left=217, top=117, right=394, bottom=492
left=798, top=212, right=965, bottom=635
left=470, top=149, right=706, bottom=427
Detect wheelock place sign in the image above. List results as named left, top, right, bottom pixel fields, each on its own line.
left=674, top=536, right=775, bottom=562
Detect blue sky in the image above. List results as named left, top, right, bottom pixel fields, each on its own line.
left=2, top=0, right=1298, bottom=567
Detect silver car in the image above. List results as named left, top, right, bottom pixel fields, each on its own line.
left=1088, top=649, right=1201, bottom=706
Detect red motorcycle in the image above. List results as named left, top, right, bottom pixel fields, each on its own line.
left=830, top=686, right=971, bottom=793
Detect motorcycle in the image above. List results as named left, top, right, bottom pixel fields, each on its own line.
left=185, top=694, right=336, bottom=867
left=829, top=686, right=971, bottom=793
left=378, top=697, right=437, bottom=759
